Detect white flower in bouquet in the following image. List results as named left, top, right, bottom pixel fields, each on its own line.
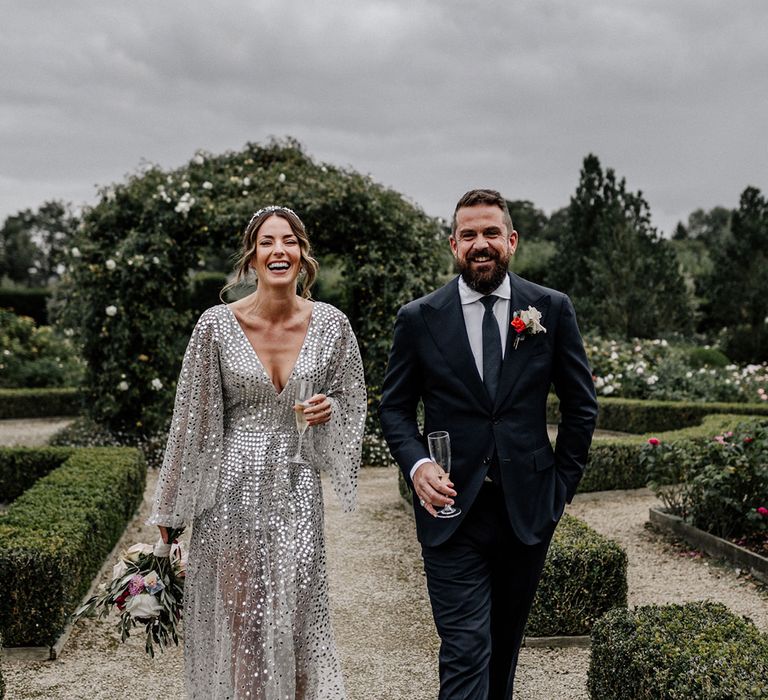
left=126, top=593, right=163, bottom=620
left=124, top=542, right=154, bottom=563
left=112, top=559, right=129, bottom=580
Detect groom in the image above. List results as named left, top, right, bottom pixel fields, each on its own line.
left=379, top=189, right=598, bottom=699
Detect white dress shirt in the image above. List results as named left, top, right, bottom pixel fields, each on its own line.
left=410, top=275, right=511, bottom=479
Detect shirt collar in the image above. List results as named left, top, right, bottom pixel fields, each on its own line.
left=458, top=274, right=511, bottom=305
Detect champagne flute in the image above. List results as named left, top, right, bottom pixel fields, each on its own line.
left=428, top=430, right=460, bottom=519
left=292, top=379, right=314, bottom=463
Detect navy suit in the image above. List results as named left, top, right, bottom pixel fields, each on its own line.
left=379, top=272, right=597, bottom=699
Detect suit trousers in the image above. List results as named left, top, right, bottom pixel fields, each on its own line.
left=421, top=482, right=553, bottom=700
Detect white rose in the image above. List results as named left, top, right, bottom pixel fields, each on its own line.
left=71, top=247, right=81, bottom=258
left=603, top=385, right=615, bottom=395
left=112, top=559, right=129, bottom=580
left=55, top=263, right=66, bottom=275
left=126, top=593, right=162, bottom=620
left=202, top=181, right=213, bottom=190
left=152, top=256, right=160, bottom=264
left=105, top=259, right=116, bottom=270
left=278, top=173, right=286, bottom=183
left=151, top=378, right=163, bottom=390
left=124, top=542, right=154, bottom=563
left=105, top=305, right=117, bottom=317
left=242, top=177, right=251, bottom=186
left=117, top=380, right=129, bottom=391
left=193, top=154, right=205, bottom=165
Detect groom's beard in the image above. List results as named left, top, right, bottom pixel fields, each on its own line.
left=458, top=250, right=510, bottom=295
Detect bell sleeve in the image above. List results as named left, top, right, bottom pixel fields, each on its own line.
left=147, top=307, right=224, bottom=528
left=313, top=312, right=367, bottom=512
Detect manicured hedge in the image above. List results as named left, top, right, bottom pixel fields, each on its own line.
left=0, top=447, right=145, bottom=647
left=0, top=388, right=81, bottom=419
left=588, top=601, right=768, bottom=698
left=547, top=395, right=768, bottom=435
left=0, top=288, right=51, bottom=325
left=577, top=413, right=747, bottom=493
left=0, top=447, right=73, bottom=502
left=527, top=513, right=627, bottom=637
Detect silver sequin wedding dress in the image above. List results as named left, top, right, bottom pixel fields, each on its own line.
left=148, top=302, right=366, bottom=699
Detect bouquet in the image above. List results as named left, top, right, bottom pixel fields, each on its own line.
left=73, top=527, right=186, bottom=657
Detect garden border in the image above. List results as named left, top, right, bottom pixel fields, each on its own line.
left=649, top=507, right=768, bottom=585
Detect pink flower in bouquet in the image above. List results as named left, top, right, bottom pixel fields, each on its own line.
left=647, top=438, right=660, bottom=446
left=757, top=507, right=768, bottom=517
left=128, top=574, right=145, bottom=596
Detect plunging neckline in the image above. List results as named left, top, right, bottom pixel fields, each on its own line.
left=223, top=302, right=316, bottom=397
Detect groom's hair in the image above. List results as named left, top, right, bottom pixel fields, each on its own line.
left=451, top=189, right=514, bottom=237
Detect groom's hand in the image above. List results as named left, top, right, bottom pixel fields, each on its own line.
left=413, top=462, right=456, bottom=518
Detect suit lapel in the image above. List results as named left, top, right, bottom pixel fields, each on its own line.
left=420, top=279, right=491, bottom=410
left=494, top=274, right=551, bottom=409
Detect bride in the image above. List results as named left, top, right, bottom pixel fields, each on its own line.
left=149, top=206, right=366, bottom=699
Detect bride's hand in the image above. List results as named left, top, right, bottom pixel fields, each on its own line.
left=303, top=394, right=332, bottom=426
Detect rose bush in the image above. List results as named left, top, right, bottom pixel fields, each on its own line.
left=641, top=419, right=768, bottom=541
left=587, top=335, right=768, bottom=403
left=0, top=308, right=83, bottom=388
left=55, top=138, right=444, bottom=438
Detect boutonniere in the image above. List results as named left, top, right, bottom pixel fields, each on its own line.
left=511, top=306, right=547, bottom=349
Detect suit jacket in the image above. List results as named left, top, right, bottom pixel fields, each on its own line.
left=378, top=272, right=598, bottom=547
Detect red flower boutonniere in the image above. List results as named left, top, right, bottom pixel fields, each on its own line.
left=511, top=305, right=547, bottom=349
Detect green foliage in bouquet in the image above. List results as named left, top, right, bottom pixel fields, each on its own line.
left=0, top=447, right=145, bottom=647
left=55, top=137, right=444, bottom=437
left=527, top=514, right=627, bottom=637
left=588, top=601, right=768, bottom=699
left=641, top=419, right=768, bottom=540
left=73, top=528, right=185, bottom=657
left=0, top=309, right=84, bottom=388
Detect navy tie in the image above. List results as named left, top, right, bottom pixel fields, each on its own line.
left=480, top=295, right=502, bottom=401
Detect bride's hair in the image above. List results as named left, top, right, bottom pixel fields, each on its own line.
left=222, top=206, right=319, bottom=300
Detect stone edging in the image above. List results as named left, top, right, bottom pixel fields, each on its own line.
left=648, top=507, right=768, bottom=585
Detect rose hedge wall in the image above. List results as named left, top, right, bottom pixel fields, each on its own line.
left=56, top=138, right=445, bottom=437
left=0, top=447, right=145, bottom=647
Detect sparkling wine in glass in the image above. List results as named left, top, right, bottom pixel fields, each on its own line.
left=428, top=430, right=460, bottom=519
left=292, top=379, right=314, bottom=463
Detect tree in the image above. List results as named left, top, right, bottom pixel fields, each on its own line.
left=56, top=139, right=444, bottom=435
left=0, top=201, right=78, bottom=286
left=698, top=187, right=768, bottom=360
left=550, top=154, right=692, bottom=338
left=505, top=200, right=549, bottom=240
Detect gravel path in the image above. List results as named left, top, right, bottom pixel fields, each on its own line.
left=0, top=417, right=72, bottom=447
left=3, top=421, right=768, bottom=699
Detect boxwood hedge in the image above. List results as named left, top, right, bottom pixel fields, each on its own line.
left=0, top=447, right=74, bottom=503
left=0, top=447, right=145, bottom=647
left=588, top=601, right=768, bottom=698
left=578, top=414, right=749, bottom=493
left=527, top=513, right=627, bottom=637
left=547, top=395, right=768, bottom=435
left=0, top=388, right=81, bottom=419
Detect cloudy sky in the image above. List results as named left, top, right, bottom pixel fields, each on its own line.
left=1, top=0, right=766, bottom=235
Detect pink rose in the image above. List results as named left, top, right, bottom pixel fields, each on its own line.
left=647, top=438, right=660, bottom=446
left=127, top=574, right=145, bottom=596
left=757, top=507, right=768, bottom=517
